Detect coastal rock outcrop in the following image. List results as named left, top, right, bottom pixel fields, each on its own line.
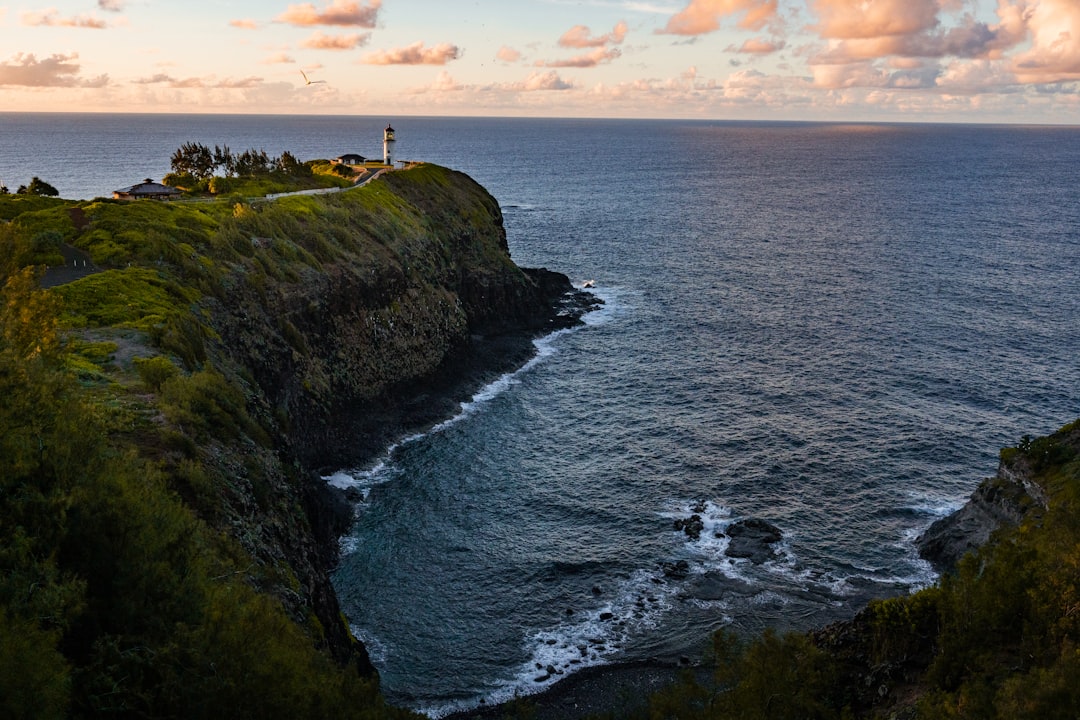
left=917, top=456, right=1044, bottom=572
left=725, top=518, right=783, bottom=564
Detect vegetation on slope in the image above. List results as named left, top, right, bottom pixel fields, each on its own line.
left=162, top=142, right=355, bottom=198
left=0, top=266, right=410, bottom=719
left=0, top=163, right=527, bottom=718
left=628, top=420, right=1080, bottom=720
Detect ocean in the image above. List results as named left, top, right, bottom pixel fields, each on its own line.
left=4, top=114, right=1080, bottom=716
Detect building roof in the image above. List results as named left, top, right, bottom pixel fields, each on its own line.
left=114, top=179, right=181, bottom=197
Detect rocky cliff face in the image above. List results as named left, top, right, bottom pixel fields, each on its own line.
left=192, top=165, right=597, bottom=670
left=917, top=452, right=1046, bottom=572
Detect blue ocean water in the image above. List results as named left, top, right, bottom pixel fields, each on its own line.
left=5, top=114, right=1080, bottom=715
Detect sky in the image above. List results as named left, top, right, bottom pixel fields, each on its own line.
left=1, top=0, right=1078, bottom=123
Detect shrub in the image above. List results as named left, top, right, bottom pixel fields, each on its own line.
left=133, top=355, right=180, bottom=390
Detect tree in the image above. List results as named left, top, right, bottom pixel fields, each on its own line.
left=213, top=145, right=235, bottom=176
left=14, top=177, right=59, bottom=197
left=170, top=142, right=216, bottom=180
left=276, top=150, right=306, bottom=176
left=234, top=149, right=272, bottom=177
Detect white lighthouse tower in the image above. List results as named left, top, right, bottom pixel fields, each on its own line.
left=383, top=124, right=395, bottom=166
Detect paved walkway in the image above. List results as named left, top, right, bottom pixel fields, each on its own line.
left=40, top=244, right=101, bottom=288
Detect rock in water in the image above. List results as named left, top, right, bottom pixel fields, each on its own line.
left=724, top=518, right=783, bottom=564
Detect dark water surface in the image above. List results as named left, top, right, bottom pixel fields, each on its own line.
left=5, top=115, right=1079, bottom=716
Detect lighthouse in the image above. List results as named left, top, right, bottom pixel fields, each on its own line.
left=383, top=124, right=395, bottom=166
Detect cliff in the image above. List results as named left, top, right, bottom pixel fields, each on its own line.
left=0, top=164, right=595, bottom=716
left=195, top=165, right=597, bottom=665
left=916, top=446, right=1047, bottom=572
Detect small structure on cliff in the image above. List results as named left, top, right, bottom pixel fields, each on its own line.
left=334, top=153, right=366, bottom=166
left=113, top=178, right=181, bottom=201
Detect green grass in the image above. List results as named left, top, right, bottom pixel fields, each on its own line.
left=55, top=267, right=199, bottom=331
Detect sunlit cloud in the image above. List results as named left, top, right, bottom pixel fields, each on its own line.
left=932, top=58, right=1016, bottom=94
left=810, top=61, right=892, bottom=89
left=540, top=47, right=623, bottom=67
left=1011, top=0, right=1080, bottom=83
left=429, top=70, right=464, bottom=91
left=811, top=0, right=938, bottom=40
left=0, top=52, right=108, bottom=87
left=131, top=73, right=264, bottom=89
left=230, top=19, right=259, bottom=30
left=800, top=0, right=1074, bottom=93
left=301, top=31, right=370, bottom=49
left=131, top=73, right=188, bottom=86
left=496, top=46, right=522, bottom=63
left=517, top=70, right=575, bottom=91
left=806, top=0, right=1027, bottom=66
left=559, top=20, right=629, bottom=48
left=21, top=9, right=108, bottom=29
left=409, top=69, right=574, bottom=96
left=275, top=0, right=381, bottom=27
left=361, top=41, right=461, bottom=65
left=658, top=0, right=778, bottom=35
left=731, top=37, right=784, bottom=54
left=217, top=77, right=264, bottom=89
left=263, top=53, right=296, bottom=64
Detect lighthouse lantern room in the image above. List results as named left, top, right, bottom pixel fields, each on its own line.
left=383, top=124, right=395, bottom=166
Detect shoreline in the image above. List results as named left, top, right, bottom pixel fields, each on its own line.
left=314, top=273, right=602, bottom=476
left=443, top=659, right=709, bottom=720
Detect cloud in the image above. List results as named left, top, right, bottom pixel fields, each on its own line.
left=731, top=37, right=784, bottom=54
left=361, top=42, right=461, bottom=65
left=803, top=0, right=1061, bottom=93
left=811, top=0, right=939, bottom=40
left=659, top=0, right=778, bottom=35
left=262, top=53, right=296, bottom=64
left=936, top=58, right=1017, bottom=94
left=807, top=0, right=1024, bottom=65
left=810, top=61, right=892, bottom=89
left=1011, top=0, right=1080, bottom=83
left=21, top=9, right=107, bottom=29
left=0, top=52, right=108, bottom=87
left=409, top=69, right=573, bottom=96
left=275, top=0, right=380, bottom=27
left=131, top=73, right=264, bottom=89
left=518, top=70, right=575, bottom=91
left=217, top=77, right=264, bottom=89
left=540, top=47, right=623, bottom=68
left=496, top=46, right=521, bottom=63
left=98, top=0, right=124, bottom=11
left=230, top=19, right=259, bottom=30
left=542, top=20, right=627, bottom=67
left=559, top=20, right=629, bottom=48
left=430, top=70, right=464, bottom=91
left=301, top=31, right=370, bottom=49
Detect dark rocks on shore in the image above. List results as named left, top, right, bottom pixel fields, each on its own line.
left=673, top=515, right=704, bottom=540
left=661, top=559, right=691, bottom=579
left=725, top=518, right=783, bottom=564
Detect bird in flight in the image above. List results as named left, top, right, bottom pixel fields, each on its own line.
left=300, top=69, right=327, bottom=85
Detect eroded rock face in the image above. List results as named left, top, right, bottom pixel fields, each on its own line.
left=198, top=166, right=599, bottom=672
left=916, top=474, right=1036, bottom=573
